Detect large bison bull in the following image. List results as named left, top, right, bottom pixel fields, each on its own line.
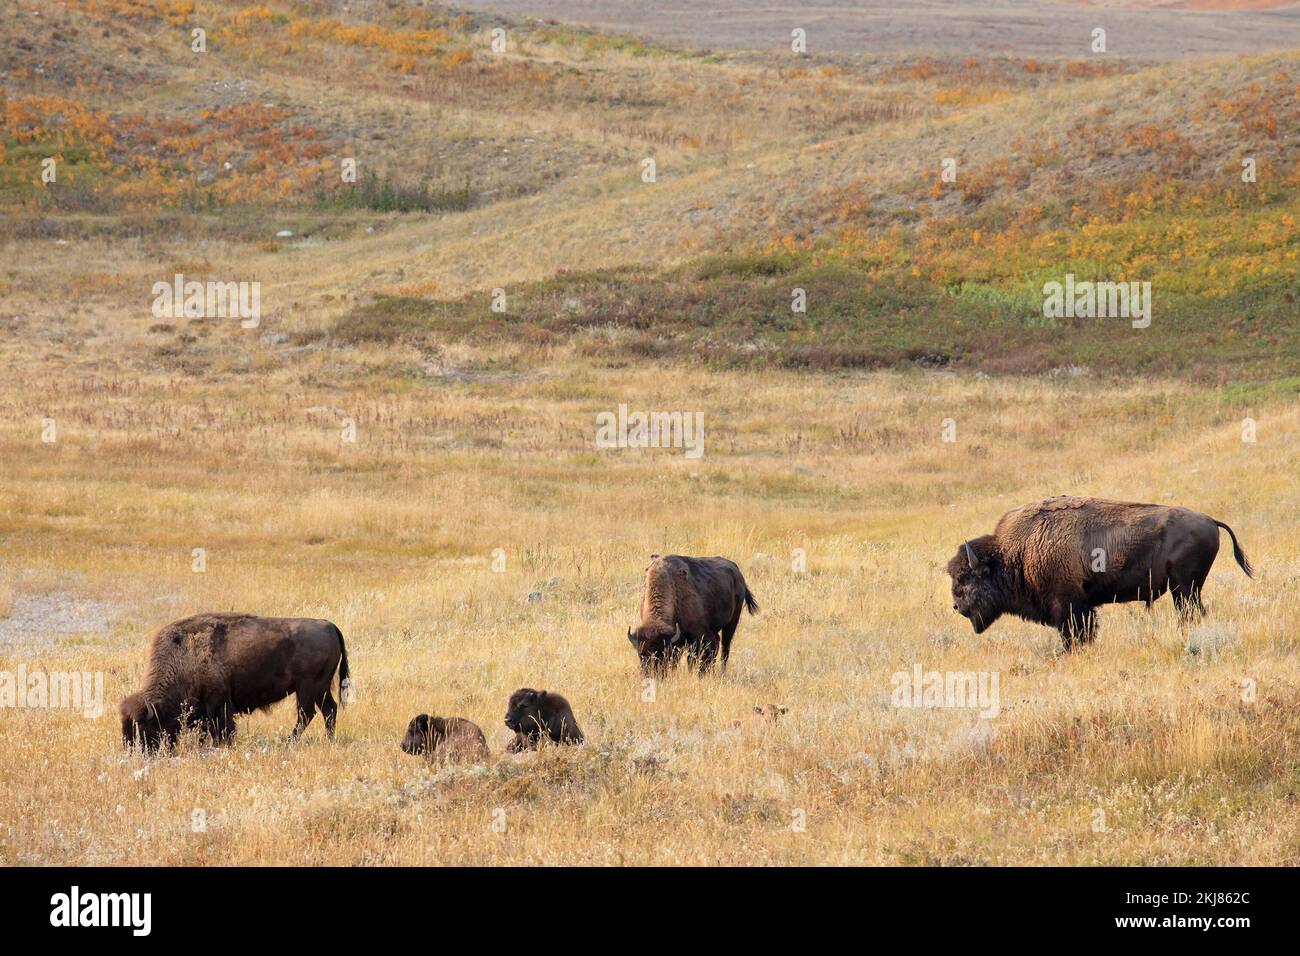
left=120, top=613, right=350, bottom=750
left=948, top=496, right=1253, bottom=648
left=627, top=554, right=758, bottom=674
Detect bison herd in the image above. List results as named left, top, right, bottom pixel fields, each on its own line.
left=119, top=496, right=1253, bottom=754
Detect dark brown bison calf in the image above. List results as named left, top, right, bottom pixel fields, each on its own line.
left=948, top=496, right=1253, bottom=649
left=627, top=554, right=758, bottom=675
left=120, top=613, right=350, bottom=750
left=401, top=715, right=490, bottom=762
left=503, top=688, right=583, bottom=752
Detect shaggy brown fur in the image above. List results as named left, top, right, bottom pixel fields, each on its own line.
left=119, top=613, right=349, bottom=750
left=400, top=715, right=489, bottom=763
left=947, top=496, right=1253, bottom=648
left=627, top=554, right=758, bottom=675
left=503, top=688, right=583, bottom=752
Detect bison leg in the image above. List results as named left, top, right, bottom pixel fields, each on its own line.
left=291, top=692, right=317, bottom=739
left=1077, top=609, right=1098, bottom=644
left=319, top=691, right=338, bottom=740
left=695, top=632, right=722, bottom=674
left=720, top=610, right=742, bottom=671
left=161, top=725, right=180, bottom=751
left=682, top=633, right=702, bottom=672
left=1171, top=571, right=1208, bottom=620
left=1171, top=589, right=1205, bottom=619
left=667, top=639, right=689, bottom=672
left=208, top=702, right=236, bottom=744
left=1058, top=607, right=1098, bottom=650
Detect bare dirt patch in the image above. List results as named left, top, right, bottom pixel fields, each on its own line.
left=0, top=592, right=129, bottom=654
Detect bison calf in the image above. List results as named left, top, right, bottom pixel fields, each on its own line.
left=731, top=704, right=789, bottom=732
left=120, top=613, right=350, bottom=751
left=948, top=496, right=1253, bottom=649
left=503, top=688, right=583, bottom=752
left=401, top=715, right=489, bottom=763
left=627, top=554, right=758, bottom=675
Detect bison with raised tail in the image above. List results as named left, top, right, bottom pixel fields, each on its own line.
left=627, top=554, right=758, bottom=675
left=947, top=496, right=1253, bottom=649
left=120, top=613, right=350, bottom=750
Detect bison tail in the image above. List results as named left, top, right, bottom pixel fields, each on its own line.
left=334, top=624, right=353, bottom=706
left=1214, top=520, right=1254, bottom=578
left=743, top=587, right=759, bottom=615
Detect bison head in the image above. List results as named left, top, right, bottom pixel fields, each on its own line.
left=504, top=688, right=543, bottom=734
left=627, top=623, right=687, bottom=676
left=946, top=535, right=1007, bottom=634
left=119, top=694, right=178, bottom=752
left=401, top=714, right=433, bottom=755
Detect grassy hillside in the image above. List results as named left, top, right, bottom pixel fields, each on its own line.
left=3, top=2, right=1296, bottom=379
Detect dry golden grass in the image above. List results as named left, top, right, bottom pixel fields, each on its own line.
left=1, top=352, right=1296, bottom=865
left=2, top=0, right=1297, bottom=868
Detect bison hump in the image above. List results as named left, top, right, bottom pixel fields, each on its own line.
left=1037, top=495, right=1091, bottom=512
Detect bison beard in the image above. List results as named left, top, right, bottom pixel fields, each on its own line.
left=947, top=496, right=1253, bottom=649
left=503, top=688, right=583, bottom=752
left=120, top=613, right=350, bottom=751
left=627, top=554, right=758, bottom=675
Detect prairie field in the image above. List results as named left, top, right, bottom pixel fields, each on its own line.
left=1, top=0, right=1298, bottom=866
left=3, top=364, right=1300, bottom=865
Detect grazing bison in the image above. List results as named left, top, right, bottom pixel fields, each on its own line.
left=400, top=714, right=489, bottom=763
left=120, top=613, right=350, bottom=750
left=627, top=554, right=758, bottom=675
left=503, top=688, right=583, bottom=752
left=947, top=496, right=1253, bottom=648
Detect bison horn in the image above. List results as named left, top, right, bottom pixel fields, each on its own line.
left=964, top=541, right=978, bottom=568
left=627, top=627, right=636, bottom=645
left=673, top=623, right=682, bottom=643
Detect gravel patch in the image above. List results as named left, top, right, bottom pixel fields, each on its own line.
left=0, top=593, right=129, bottom=654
